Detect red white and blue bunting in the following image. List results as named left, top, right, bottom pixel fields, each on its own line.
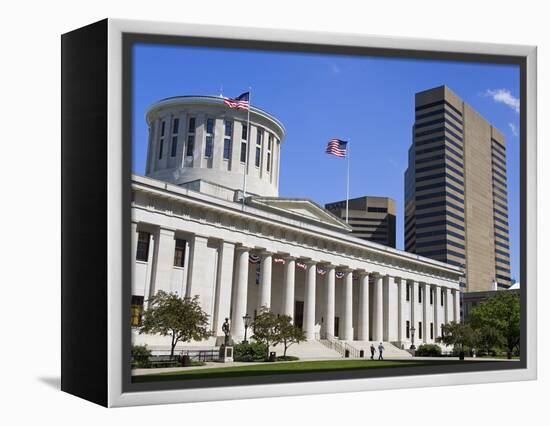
left=250, top=255, right=346, bottom=278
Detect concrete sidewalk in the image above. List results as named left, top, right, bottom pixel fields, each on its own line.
left=132, top=356, right=517, bottom=376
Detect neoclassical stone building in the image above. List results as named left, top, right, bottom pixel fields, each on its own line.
left=131, top=96, right=463, bottom=353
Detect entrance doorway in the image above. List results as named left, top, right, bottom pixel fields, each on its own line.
left=294, top=301, right=304, bottom=329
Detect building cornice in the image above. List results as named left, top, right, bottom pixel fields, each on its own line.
left=131, top=174, right=463, bottom=281
left=145, top=95, right=286, bottom=140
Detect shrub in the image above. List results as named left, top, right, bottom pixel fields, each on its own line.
left=131, top=344, right=151, bottom=368
left=415, top=344, right=442, bottom=357
left=276, top=355, right=299, bottom=362
left=233, top=342, right=268, bottom=362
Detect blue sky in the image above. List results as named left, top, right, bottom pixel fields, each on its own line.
left=132, top=43, right=520, bottom=282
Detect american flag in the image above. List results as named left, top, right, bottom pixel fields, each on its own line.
left=223, top=91, right=250, bottom=110
left=325, top=138, right=348, bottom=158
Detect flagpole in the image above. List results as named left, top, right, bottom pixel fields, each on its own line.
left=346, top=140, right=350, bottom=223
left=241, top=87, right=252, bottom=210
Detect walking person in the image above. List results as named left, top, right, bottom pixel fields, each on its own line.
left=378, top=342, right=385, bottom=360
left=370, top=343, right=376, bottom=360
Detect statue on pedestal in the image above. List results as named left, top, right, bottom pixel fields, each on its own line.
left=222, top=317, right=233, bottom=346
left=219, top=318, right=234, bottom=363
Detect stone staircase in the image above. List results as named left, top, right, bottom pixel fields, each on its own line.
left=344, top=340, right=413, bottom=359
left=270, top=339, right=343, bottom=360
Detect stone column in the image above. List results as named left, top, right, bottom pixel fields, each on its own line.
left=303, top=261, right=317, bottom=340
left=383, top=275, right=399, bottom=342
left=357, top=272, right=370, bottom=341
left=397, top=278, right=405, bottom=343
left=422, top=283, right=430, bottom=343
left=231, top=246, right=250, bottom=341
left=445, top=288, right=453, bottom=324
left=186, top=234, right=208, bottom=297
left=411, top=280, right=418, bottom=338
left=343, top=270, right=353, bottom=341
left=282, top=257, right=296, bottom=319
left=131, top=221, right=139, bottom=264
left=151, top=228, right=176, bottom=294
left=212, top=241, right=235, bottom=335
left=324, top=265, right=335, bottom=338
left=258, top=251, right=272, bottom=310
left=454, top=289, right=461, bottom=323
left=433, top=284, right=440, bottom=340
left=373, top=273, right=384, bottom=342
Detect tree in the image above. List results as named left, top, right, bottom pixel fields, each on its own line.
left=469, top=291, right=520, bottom=358
left=274, top=314, right=306, bottom=358
left=139, top=291, right=212, bottom=359
left=437, top=321, right=480, bottom=356
left=477, top=325, right=505, bottom=356
left=251, top=306, right=279, bottom=359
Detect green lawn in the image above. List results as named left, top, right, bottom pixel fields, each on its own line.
left=132, top=359, right=465, bottom=383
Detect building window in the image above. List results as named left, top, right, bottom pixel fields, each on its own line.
left=418, top=322, right=423, bottom=339
left=136, top=231, right=150, bottom=261
left=406, top=283, right=410, bottom=301
left=158, top=139, right=164, bottom=159
left=160, top=120, right=166, bottom=137
left=430, top=322, right=434, bottom=340
left=174, top=239, right=186, bottom=268
left=267, top=134, right=273, bottom=172
left=223, top=121, right=233, bottom=160
left=186, top=117, right=196, bottom=157
left=406, top=320, right=410, bottom=338
left=255, top=147, right=261, bottom=167
left=170, top=118, right=179, bottom=157
left=240, top=141, right=247, bottom=163
left=430, top=288, right=434, bottom=305
left=131, top=295, right=144, bottom=327
left=188, top=117, right=196, bottom=133
left=418, top=285, right=422, bottom=303
left=205, top=136, right=213, bottom=158
left=186, top=136, right=195, bottom=157
left=367, top=207, right=388, bottom=213
left=170, top=135, right=178, bottom=157
left=441, top=324, right=444, bottom=337
left=205, top=118, right=214, bottom=158
left=441, top=288, right=445, bottom=306
left=255, top=128, right=263, bottom=168
left=241, top=122, right=248, bottom=140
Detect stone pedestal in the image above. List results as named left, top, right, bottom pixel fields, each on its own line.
left=219, top=345, right=234, bottom=363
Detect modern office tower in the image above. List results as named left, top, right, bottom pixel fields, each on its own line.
left=325, top=196, right=396, bottom=247
left=404, top=86, right=512, bottom=291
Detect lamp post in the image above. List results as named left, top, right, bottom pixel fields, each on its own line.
left=242, top=313, right=252, bottom=344
left=410, top=326, right=416, bottom=350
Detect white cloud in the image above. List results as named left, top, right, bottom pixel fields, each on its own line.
left=508, top=122, right=519, bottom=137
left=485, top=88, right=520, bottom=113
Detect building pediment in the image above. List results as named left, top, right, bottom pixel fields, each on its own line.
left=246, top=197, right=353, bottom=233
